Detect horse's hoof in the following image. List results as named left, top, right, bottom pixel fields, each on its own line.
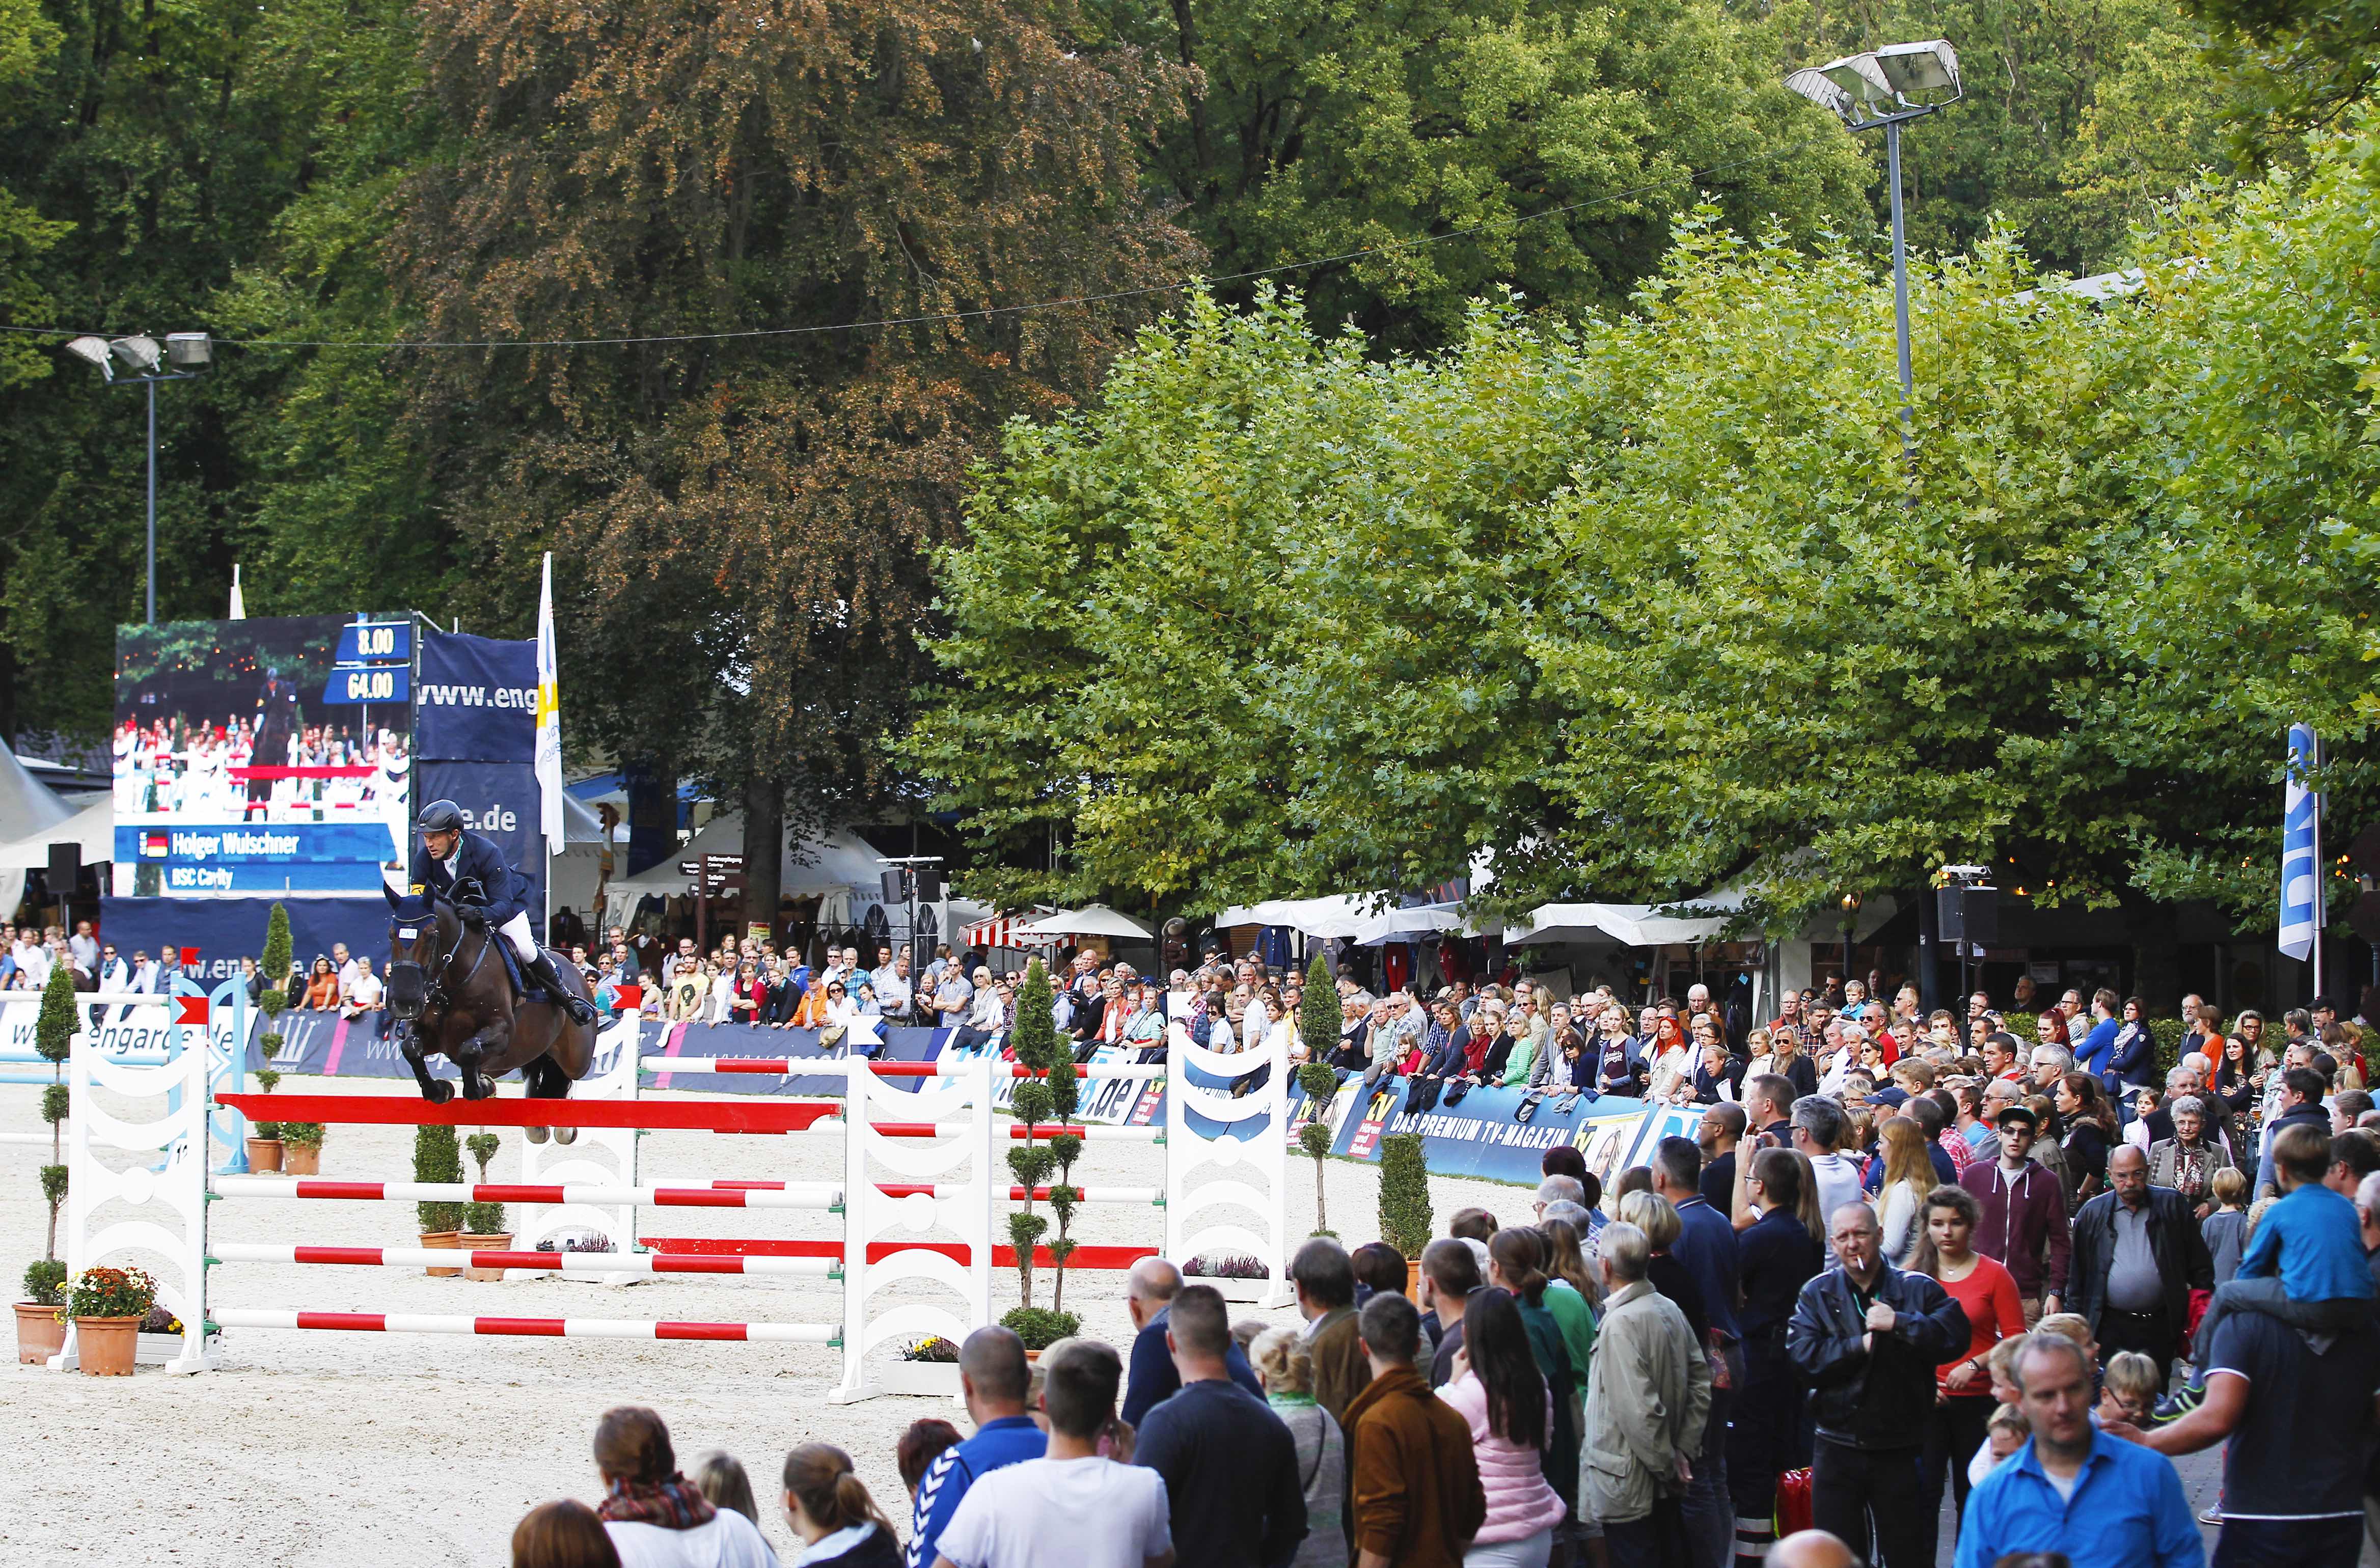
left=554, top=1127, right=577, bottom=1146
left=524, top=1124, right=549, bottom=1145
left=425, top=1081, right=454, bottom=1106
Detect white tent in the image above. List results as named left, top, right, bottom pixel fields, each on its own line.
left=1012, top=904, right=1155, bottom=941
left=1213, top=894, right=1481, bottom=945
left=1506, top=901, right=1735, bottom=948
left=0, top=744, right=80, bottom=915
left=0, top=795, right=111, bottom=871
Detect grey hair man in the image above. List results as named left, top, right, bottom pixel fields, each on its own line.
left=1534, top=1174, right=1586, bottom=1220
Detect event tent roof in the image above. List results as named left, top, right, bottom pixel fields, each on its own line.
left=1212, top=894, right=1486, bottom=945
left=1012, top=904, right=1155, bottom=940
left=0, top=742, right=75, bottom=844
left=1505, top=902, right=1733, bottom=948
left=0, top=795, right=110, bottom=871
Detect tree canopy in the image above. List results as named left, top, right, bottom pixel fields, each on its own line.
left=916, top=115, right=2380, bottom=934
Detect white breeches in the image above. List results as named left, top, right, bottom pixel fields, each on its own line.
left=496, top=910, right=539, bottom=963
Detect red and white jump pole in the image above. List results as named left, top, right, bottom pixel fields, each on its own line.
left=212, top=1243, right=838, bottom=1278
left=212, top=1308, right=838, bottom=1343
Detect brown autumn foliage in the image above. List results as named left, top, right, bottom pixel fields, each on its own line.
left=388, top=0, right=1201, bottom=849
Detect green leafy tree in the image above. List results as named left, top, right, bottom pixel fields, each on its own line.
left=1095, top=0, right=1867, bottom=348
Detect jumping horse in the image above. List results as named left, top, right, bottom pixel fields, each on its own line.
left=382, top=884, right=596, bottom=1142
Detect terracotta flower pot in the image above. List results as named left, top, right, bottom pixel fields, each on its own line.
left=420, top=1230, right=463, bottom=1277
left=245, top=1137, right=285, bottom=1174
left=1405, top=1258, right=1422, bottom=1299
left=460, top=1232, right=513, bottom=1283
left=73, top=1314, right=142, bottom=1376
left=14, top=1302, right=65, bottom=1365
left=283, top=1143, right=321, bottom=1176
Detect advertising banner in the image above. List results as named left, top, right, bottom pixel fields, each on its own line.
left=1290, top=1078, right=1663, bottom=1186
left=114, top=615, right=411, bottom=893
left=414, top=760, right=545, bottom=923
left=100, top=895, right=391, bottom=983
left=415, top=631, right=537, bottom=763
left=932, top=1031, right=1170, bottom=1125
left=252, top=1012, right=953, bottom=1093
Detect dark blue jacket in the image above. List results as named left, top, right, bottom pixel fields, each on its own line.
left=2103, top=1022, right=2158, bottom=1089
left=407, top=829, right=530, bottom=926
left=1120, top=1306, right=1265, bottom=1427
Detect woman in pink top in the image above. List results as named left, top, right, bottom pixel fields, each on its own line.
left=1437, top=1288, right=1566, bottom=1567
left=1913, top=1182, right=2026, bottom=1564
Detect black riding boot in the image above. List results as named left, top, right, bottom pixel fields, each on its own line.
left=526, top=949, right=597, bottom=1026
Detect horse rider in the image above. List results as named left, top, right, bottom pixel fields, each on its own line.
left=409, top=799, right=598, bottom=1026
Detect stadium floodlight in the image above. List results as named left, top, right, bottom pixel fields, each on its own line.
left=59, top=329, right=213, bottom=624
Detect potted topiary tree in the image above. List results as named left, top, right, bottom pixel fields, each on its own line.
left=1295, top=952, right=1344, bottom=1236
left=64, top=1263, right=157, bottom=1376
left=1377, top=1132, right=1433, bottom=1295
left=248, top=902, right=296, bottom=1172
left=459, top=1133, right=511, bottom=1281
left=415, top=1123, right=467, bottom=1276
left=16, top=961, right=77, bottom=1362
left=998, top=960, right=1080, bottom=1351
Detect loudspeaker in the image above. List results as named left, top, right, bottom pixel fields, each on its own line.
left=46, top=842, right=78, bottom=888
left=1962, top=887, right=1999, bottom=946
left=881, top=869, right=907, bottom=903
left=914, top=869, right=941, bottom=902
left=1938, top=886, right=1999, bottom=946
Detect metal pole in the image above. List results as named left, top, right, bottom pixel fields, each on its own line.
left=145, top=377, right=158, bottom=624
left=1887, top=118, right=1914, bottom=456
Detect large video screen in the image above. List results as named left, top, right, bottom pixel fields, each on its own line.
left=114, top=616, right=411, bottom=894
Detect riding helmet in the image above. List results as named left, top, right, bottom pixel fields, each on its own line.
left=417, top=799, right=466, bottom=833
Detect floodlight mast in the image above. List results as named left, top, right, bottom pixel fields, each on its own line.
left=1786, top=43, right=1962, bottom=1007
left=1784, top=41, right=1963, bottom=456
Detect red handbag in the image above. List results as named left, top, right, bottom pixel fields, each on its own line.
left=1775, top=1468, right=1814, bottom=1536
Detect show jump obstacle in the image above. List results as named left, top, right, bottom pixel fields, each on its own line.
left=37, top=1004, right=1292, bottom=1397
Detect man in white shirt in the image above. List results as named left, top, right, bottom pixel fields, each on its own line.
left=68, top=921, right=98, bottom=971
left=934, top=1338, right=1173, bottom=1568
left=13, top=932, right=51, bottom=990
left=332, top=942, right=362, bottom=996
left=127, top=949, right=159, bottom=994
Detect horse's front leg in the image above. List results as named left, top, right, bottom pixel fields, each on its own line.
left=453, top=1022, right=511, bottom=1102
left=396, top=1022, right=454, bottom=1105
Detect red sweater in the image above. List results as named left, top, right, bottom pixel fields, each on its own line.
left=1933, top=1253, right=2026, bottom=1394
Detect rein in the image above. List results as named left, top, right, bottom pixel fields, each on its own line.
left=404, top=902, right=498, bottom=1024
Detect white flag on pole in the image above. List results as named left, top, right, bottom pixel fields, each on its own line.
left=228, top=564, right=245, bottom=620
left=2281, top=722, right=2321, bottom=962
left=535, top=552, right=563, bottom=858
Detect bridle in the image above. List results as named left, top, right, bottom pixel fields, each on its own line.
left=390, top=897, right=495, bottom=1028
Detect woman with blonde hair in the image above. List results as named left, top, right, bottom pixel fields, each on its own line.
left=1248, top=1327, right=1346, bottom=1566
left=1874, top=1116, right=1938, bottom=1264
